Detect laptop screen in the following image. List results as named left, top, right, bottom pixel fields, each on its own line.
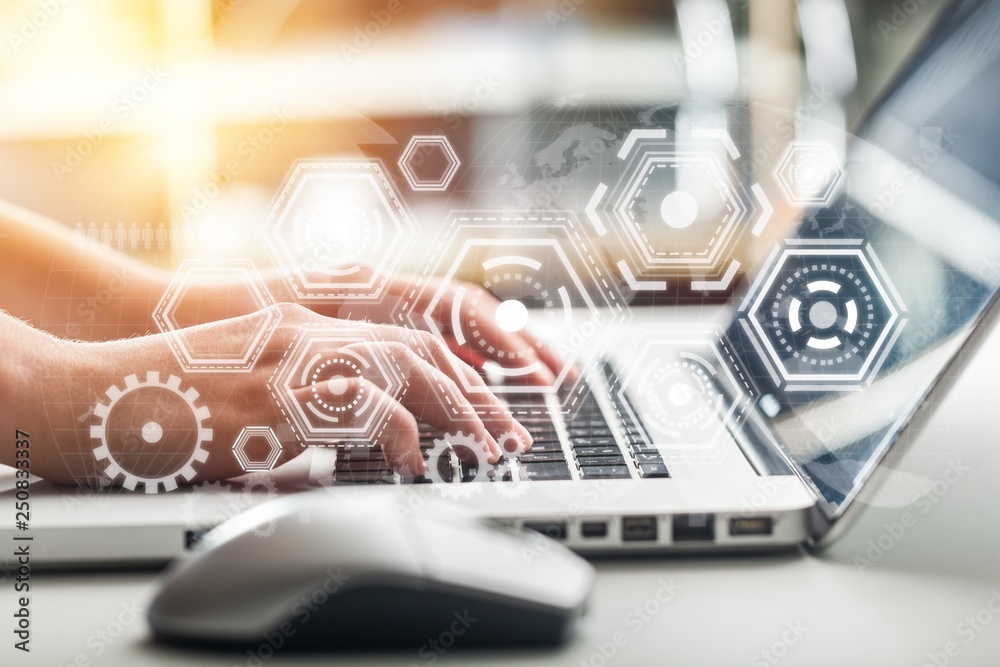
left=730, top=0, right=1000, bottom=518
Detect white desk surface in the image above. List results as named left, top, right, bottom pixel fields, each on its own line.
left=6, top=313, right=1000, bottom=667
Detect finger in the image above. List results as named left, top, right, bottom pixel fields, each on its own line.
left=293, top=380, right=425, bottom=476
left=370, top=326, right=512, bottom=418
left=342, top=342, right=502, bottom=463
left=370, top=329, right=534, bottom=451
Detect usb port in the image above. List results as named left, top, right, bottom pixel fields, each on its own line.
left=523, top=522, right=567, bottom=540
left=729, top=517, right=773, bottom=536
left=581, top=521, right=608, bottom=538
left=622, top=516, right=658, bottom=542
left=672, top=514, right=715, bottom=542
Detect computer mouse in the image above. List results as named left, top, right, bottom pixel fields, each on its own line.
left=148, top=489, right=594, bottom=650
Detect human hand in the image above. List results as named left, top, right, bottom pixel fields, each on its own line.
left=32, top=303, right=533, bottom=488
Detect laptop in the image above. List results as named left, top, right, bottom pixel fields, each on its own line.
left=4, top=0, right=1000, bottom=567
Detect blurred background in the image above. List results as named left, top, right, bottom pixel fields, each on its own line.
left=0, top=0, right=946, bottom=272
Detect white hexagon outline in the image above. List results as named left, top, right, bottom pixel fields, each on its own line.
left=772, top=142, right=846, bottom=208
left=232, top=426, right=282, bottom=472
left=404, top=212, right=630, bottom=398
left=614, top=330, right=758, bottom=452
left=612, top=150, right=749, bottom=271
left=260, top=159, right=416, bottom=301
left=269, top=323, right=408, bottom=446
left=398, top=135, right=461, bottom=192
left=743, top=243, right=905, bottom=386
left=153, top=259, right=279, bottom=373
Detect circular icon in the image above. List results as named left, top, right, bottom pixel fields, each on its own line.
left=300, top=351, right=372, bottom=428
left=294, top=185, right=382, bottom=278
left=659, top=190, right=699, bottom=229
left=640, top=356, right=722, bottom=436
left=91, top=372, right=212, bottom=493
left=767, top=261, right=881, bottom=370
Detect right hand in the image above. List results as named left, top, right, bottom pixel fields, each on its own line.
left=35, top=303, right=533, bottom=488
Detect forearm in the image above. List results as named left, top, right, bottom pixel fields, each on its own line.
left=0, top=199, right=168, bottom=341
left=0, top=313, right=79, bottom=478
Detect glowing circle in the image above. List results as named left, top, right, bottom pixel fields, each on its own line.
left=658, top=191, right=699, bottom=229
left=808, top=300, right=839, bottom=330
left=141, top=422, right=164, bottom=444
left=326, top=375, right=350, bottom=396
left=495, top=299, right=529, bottom=334
left=667, top=382, right=697, bottom=407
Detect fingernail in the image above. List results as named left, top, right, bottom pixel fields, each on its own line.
left=485, top=434, right=501, bottom=463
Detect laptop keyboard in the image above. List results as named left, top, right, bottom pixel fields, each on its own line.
left=328, top=368, right=670, bottom=487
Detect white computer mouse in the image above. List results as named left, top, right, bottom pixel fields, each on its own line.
left=148, top=489, right=594, bottom=650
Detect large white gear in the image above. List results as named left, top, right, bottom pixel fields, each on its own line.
left=91, top=372, right=212, bottom=494
left=424, top=433, right=492, bottom=500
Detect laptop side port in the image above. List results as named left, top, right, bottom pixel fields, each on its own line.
left=622, top=516, right=658, bottom=542
left=672, top=514, right=715, bottom=542
left=729, top=516, right=773, bottom=536
left=184, top=529, right=208, bottom=550
left=581, top=521, right=608, bottom=538
left=523, top=521, right=568, bottom=540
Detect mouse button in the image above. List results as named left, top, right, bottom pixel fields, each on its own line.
left=403, top=515, right=595, bottom=611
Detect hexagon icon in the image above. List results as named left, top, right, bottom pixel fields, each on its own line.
left=773, top=142, right=846, bottom=207
left=260, top=159, right=416, bottom=302
left=269, top=323, right=408, bottom=446
left=609, top=327, right=758, bottom=454
left=738, top=239, right=906, bottom=391
left=398, top=135, right=461, bottom=191
left=153, top=259, right=279, bottom=373
left=232, top=426, right=283, bottom=472
left=392, top=212, right=630, bottom=400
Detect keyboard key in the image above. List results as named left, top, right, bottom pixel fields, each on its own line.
left=521, top=462, right=572, bottom=481
left=634, top=453, right=665, bottom=464
left=579, top=465, right=632, bottom=479
left=570, top=437, right=618, bottom=448
left=639, top=462, right=670, bottom=478
left=517, top=451, right=567, bottom=463
left=575, top=455, right=626, bottom=466
left=572, top=445, right=621, bottom=457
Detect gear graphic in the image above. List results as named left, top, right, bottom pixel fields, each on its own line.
left=424, top=433, right=492, bottom=500
left=181, top=480, right=240, bottom=530
left=497, top=431, right=527, bottom=457
left=493, top=459, right=530, bottom=499
left=241, top=473, right=279, bottom=537
left=91, top=372, right=212, bottom=494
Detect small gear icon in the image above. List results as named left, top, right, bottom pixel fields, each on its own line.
left=493, top=459, right=530, bottom=499
left=181, top=480, right=242, bottom=530
left=424, top=433, right=492, bottom=500
left=497, top=431, right=527, bottom=457
left=241, top=473, right=279, bottom=537
left=91, top=372, right=212, bottom=494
